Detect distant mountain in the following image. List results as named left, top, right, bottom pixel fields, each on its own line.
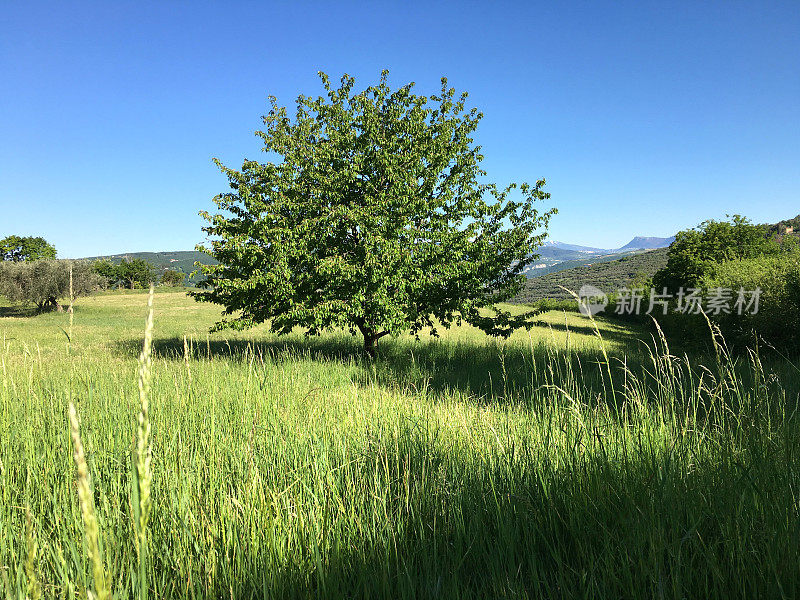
left=527, top=234, right=674, bottom=279
left=541, top=240, right=608, bottom=253
left=615, top=236, right=675, bottom=252
left=542, top=236, right=675, bottom=255
left=535, top=246, right=598, bottom=262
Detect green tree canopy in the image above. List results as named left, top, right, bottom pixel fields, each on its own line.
left=193, top=71, right=555, bottom=354
left=92, top=259, right=120, bottom=288
left=653, top=215, right=785, bottom=292
left=117, top=258, right=158, bottom=290
left=0, top=236, right=56, bottom=261
left=0, top=260, right=100, bottom=312
left=161, top=269, right=185, bottom=287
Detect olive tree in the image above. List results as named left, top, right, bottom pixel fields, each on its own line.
left=193, top=72, right=555, bottom=355
left=0, top=260, right=101, bottom=312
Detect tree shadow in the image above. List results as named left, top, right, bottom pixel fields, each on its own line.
left=114, top=321, right=659, bottom=408
left=531, top=316, right=647, bottom=342
left=0, top=304, right=37, bottom=317
left=168, top=421, right=798, bottom=599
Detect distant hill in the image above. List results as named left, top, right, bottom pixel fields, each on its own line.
left=82, top=250, right=217, bottom=283
left=526, top=234, right=675, bottom=278
left=514, top=247, right=669, bottom=302
left=768, top=214, right=800, bottom=236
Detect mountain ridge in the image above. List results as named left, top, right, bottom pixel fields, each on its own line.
left=544, top=235, right=675, bottom=254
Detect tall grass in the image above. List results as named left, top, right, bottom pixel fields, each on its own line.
left=0, top=291, right=798, bottom=598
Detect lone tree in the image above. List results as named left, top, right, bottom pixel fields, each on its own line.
left=161, top=269, right=186, bottom=287
left=193, top=72, right=555, bottom=355
left=0, top=236, right=56, bottom=261
left=117, top=258, right=157, bottom=289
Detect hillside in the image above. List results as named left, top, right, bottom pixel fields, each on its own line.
left=82, top=250, right=217, bottom=283
left=769, top=214, right=800, bottom=236
left=525, top=248, right=660, bottom=277
left=514, top=247, right=669, bottom=302
left=525, top=235, right=674, bottom=277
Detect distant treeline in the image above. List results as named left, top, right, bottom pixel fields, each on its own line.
left=83, top=250, right=216, bottom=285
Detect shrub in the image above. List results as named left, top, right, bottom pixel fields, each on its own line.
left=653, top=215, right=782, bottom=293
left=701, top=253, right=800, bottom=352
left=530, top=298, right=580, bottom=313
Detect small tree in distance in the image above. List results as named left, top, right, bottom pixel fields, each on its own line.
left=92, top=259, right=119, bottom=289
left=193, top=71, right=556, bottom=355
left=161, top=269, right=185, bottom=287
left=117, top=258, right=157, bottom=290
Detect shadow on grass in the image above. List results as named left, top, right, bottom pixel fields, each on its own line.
left=169, top=419, right=799, bottom=599
left=114, top=318, right=654, bottom=404
left=0, top=304, right=37, bottom=317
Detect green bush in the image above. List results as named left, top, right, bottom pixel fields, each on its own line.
left=653, top=215, right=783, bottom=293
left=529, top=298, right=580, bottom=313
left=701, top=253, right=800, bottom=352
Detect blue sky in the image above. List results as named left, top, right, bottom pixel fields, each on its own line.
left=2, top=1, right=798, bottom=257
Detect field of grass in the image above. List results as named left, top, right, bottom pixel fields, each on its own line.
left=2, top=290, right=800, bottom=598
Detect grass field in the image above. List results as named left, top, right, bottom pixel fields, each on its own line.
left=2, top=290, right=800, bottom=598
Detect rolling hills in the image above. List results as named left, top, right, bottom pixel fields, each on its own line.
left=524, top=235, right=674, bottom=277
left=515, top=247, right=670, bottom=302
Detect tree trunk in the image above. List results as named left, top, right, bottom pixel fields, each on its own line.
left=37, top=296, right=61, bottom=312
left=357, top=321, right=387, bottom=358
left=363, top=334, right=378, bottom=358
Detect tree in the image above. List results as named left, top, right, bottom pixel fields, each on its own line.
left=92, top=259, right=120, bottom=288
left=653, top=215, right=782, bottom=292
left=0, top=236, right=56, bottom=261
left=0, top=260, right=100, bottom=312
left=193, top=71, right=555, bottom=355
left=160, top=269, right=185, bottom=287
left=117, top=258, right=157, bottom=290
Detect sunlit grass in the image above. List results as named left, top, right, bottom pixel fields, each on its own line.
left=1, top=290, right=798, bottom=598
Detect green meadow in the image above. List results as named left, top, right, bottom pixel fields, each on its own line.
left=2, top=290, right=799, bottom=598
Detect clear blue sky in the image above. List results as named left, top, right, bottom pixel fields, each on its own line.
left=2, top=1, right=798, bottom=257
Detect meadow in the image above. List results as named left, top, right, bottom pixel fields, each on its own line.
left=2, top=290, right=800, bottom=598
